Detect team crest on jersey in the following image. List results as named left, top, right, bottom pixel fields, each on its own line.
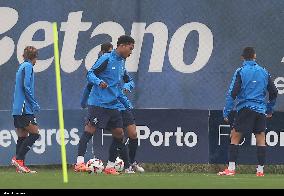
left=92, top=117, right=98, bottom=124
left=33, top=117, right=37, bottom=124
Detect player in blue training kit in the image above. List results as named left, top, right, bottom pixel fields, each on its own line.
left=218, top=47, right=278, bottom=177
left=75, top=42, right=113, bottom=172
left=75, top=36, right=136, bottom=174
left=11, top=46, right=41, bottom=173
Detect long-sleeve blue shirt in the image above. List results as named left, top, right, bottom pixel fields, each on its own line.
left=12, top=60, right=40, bottom=115
left=81, top=62, right=135, bottom=110
left=223, top=60, right=278, bottom=118
left=86, top=50, right=130, bottom=110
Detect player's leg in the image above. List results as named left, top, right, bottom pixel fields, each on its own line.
left=127, top=124, right=138, bottom=164
left=217, top=128, right=241, bottom=176
left=254, top=113, right=266, bottom=177
left=110, top=127, right=135, bottom=174
left=105, top=110, right=129, bottom=174
left=75, top=122, right=96, bottom=171
left=16, top=128, right=28, bottom=157
left=218, top=108, right=254, bottom=175
left=126, top=124, right=144, bottom=172
left=228, top=129, right=242, bottom=169
left=106, top=127, right=124, bottom=165
left=12, top=115, right=39, bottom=173
left=75, top=106, right=96, bottom=172
left=121, top=110, right=138, bottom=164
left=13, top=128, right=28, bottom=173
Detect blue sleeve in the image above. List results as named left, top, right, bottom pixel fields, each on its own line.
left=24, top=64, right=39, bottom=109
left=266, top=74, right=278, bottom=114
left=80, top=83, right=92, bottom=109
left=223, top=69, right=241, bottom=118
left=118, top=90, right=133, bottom=109
left=87, top=55, right=109, bottom=86
left=122, top=70, right=135, bottom=92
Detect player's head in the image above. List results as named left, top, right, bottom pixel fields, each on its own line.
left=99, top=42, right=113, bottom=57
left=241, top=47, right=256, bottom=60
left=23, top=46, right=38, bottom=65
left=98, top=42, right=113, bottom=57
left=116, top=35, right=135, bottom=59
left=101, top=42, right=113, bottom=53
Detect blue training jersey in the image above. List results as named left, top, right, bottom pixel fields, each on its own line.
left=86, top=50, right=131, bottom=110
left=223, top=60, right=278, bottom=118
left=12, top=60, right=40, bottom=115
left=80, top=61, right=135, bottom=110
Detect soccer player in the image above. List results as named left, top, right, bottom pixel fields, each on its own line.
left=75, top=42, right=113, bottom=172
left=11, top=46, right=41, bottom=173
left=218, top=47, right=278, bottom=177
left=75, top=36, right=135, bottom=175
left=88, top=35, right=135, bottom=175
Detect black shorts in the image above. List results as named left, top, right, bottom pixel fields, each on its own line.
left=86, top=106, right=123, bottom=129
left=233, top=108, right=266, bottom=134
left=121, top=109, right=135, bottom=127
left=13, top=115, right=38, bottom=128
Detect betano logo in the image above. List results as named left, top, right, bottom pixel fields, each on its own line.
left=0, top=7, right=213, bottom=74
left=1, top=7, right=283, bottom=94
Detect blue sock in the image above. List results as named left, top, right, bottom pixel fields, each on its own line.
left=78, top=131, right=93, bottom=156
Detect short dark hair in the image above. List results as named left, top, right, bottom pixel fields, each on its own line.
left=117, top=35, right=135, bottom=46
left=23, top=46, right=38, bottom=61
left=100, top=42, right=113, bottom=53
left=242, top=47, right=255, bottom=60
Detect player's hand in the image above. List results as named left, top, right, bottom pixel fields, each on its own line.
left=224, top=118, right=229, bottom=123
left=266, top=113, right=272, bottom=118
left=99, top=81, right=108, bottom=89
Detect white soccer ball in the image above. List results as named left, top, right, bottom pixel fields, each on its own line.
left=114, top=157, right=124, bottom=172
left=86, top=158, right=104, bottom=174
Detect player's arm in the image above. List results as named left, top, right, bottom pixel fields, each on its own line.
left=223, top=69, right=241, bottom=121
left=122, top=70, right=135, bottom=93
left=80, top=83, right=93, bottom=109
left=118, top=90, right=133, bottom=109
left=87, top=56, right=109, bottom=88
left=23, top=64, right=40, bottom=112
left=266, top=74, right=278, bottom=117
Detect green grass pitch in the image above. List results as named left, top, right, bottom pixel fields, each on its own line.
left=1, top=168, right=284, bottom=189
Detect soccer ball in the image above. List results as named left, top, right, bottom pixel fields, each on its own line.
left=86, top=158, right=104, bottom=174
left=114, top=157, right=124, bottom=172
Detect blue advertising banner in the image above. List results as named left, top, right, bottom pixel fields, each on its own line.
left=0, top=0, right=283, bottom=112
left=209, top=110, right=284, bottom=164
left=0, top=109, right=209, bottom=166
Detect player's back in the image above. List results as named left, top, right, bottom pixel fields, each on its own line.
left=236, top=60, right=269, bottom=113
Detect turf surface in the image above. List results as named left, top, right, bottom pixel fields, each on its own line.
left=0, top=168, right=283, bottom=189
